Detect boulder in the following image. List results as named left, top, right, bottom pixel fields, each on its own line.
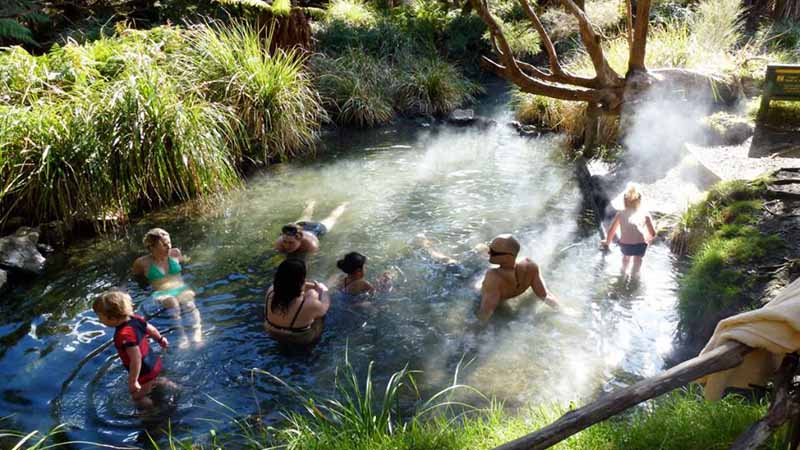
left=0, top=228, right=46, bottom=275
left=448, top=108, right=475, bottom=125
left=39, top=220, right=69, bottom=247
left=701, top=112, right=755, bottom=146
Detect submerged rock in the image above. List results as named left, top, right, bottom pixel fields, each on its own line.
left=447, top=109, right=496, bottom=129
left=0, top=227, right=46, bottom=275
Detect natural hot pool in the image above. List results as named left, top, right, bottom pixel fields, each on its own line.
left=0, top=100, right=681, bottom=446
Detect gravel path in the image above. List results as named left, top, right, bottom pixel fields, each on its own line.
left=686, top=139, right=800, bottom=181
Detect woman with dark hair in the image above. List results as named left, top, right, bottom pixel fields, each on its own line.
left=264, top=259, right=330, bottom=346
left=336, top=252, right=392, bottom=296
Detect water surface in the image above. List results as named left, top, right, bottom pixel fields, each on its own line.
left=0, top=96, right=680, bottom=446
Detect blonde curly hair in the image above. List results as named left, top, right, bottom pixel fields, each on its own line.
left=92, top=290, right=134, bottom=320
left=143, top=228, right=170, bottom=250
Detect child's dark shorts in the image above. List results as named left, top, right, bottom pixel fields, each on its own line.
left=619, top=243, right=648, bottom=257
left=297, top=221, right=328, bottom=237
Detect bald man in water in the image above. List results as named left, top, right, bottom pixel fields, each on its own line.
left=477, top=234, right=559, bottom=322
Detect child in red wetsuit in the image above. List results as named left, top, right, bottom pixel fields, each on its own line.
left=93, top=290, right=169, bottom=409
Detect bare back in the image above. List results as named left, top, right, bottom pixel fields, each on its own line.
left=266, top=287, right=326, bottom=329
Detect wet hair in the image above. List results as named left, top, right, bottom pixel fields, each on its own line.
left=143, top=228, right=170, bottom=250
left=270, top=259, right=307, bottom=314
left=337, top=252, right=366, bottom=275
left=281, top=224, right=302, bottom=238
left=93, top=290, right=134, bottom=321
left=623, top=182, right=643, bottom=210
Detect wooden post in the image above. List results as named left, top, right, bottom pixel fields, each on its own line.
left=492, top=342, right=752, bottom=450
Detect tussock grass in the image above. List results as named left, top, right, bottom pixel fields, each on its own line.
left=181, top=21, right=325, bottom=163
left=482, top=19, right=542, bottom=58
left=0, top=20, right=329, bottom=228
left=394, top=57, right=483, bottom=116
left=311, top=51, right=394, bottom=127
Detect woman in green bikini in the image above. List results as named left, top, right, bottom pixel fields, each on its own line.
left=132, top=228, right=202, bottom=348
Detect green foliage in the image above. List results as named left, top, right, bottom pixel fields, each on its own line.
left=394, top=57, right=483, bottom=116
left=325, top=0, right=377, bottom=27
left=0, top=20, right=332, bottom=227
left=673, top=178, right=783, bottom=340
left=0, top=18, right=36, bottom=45
left=180, top=20, right=325, bottom=163
left=482, top=20, right=541, bottom=58
left=311, top=51, right=394, bottom=127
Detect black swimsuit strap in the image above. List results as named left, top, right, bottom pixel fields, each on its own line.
left=289, top=296, right=307, bottom=329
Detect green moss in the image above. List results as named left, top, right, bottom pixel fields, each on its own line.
left=675, top=178, right=783, bottom=338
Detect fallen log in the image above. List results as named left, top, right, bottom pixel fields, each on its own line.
left=493, top=341, right=753, bottom=450
left=729, top=354, right=799, bottom=450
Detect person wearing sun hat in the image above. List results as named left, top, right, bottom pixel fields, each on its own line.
left=477, top=234, right=559, bottom=322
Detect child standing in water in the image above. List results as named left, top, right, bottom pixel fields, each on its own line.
left=335, top=252, right=392, bottom=295
left=93, top=291, right=170, bottom=410
left=601, top=183, right=656, bottom=276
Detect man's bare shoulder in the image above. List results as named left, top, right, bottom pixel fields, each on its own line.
left=482, top=268, right=503, bottom=286
left=518, top=258, right=540, bottom=272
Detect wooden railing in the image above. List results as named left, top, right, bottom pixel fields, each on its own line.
left=493, top=342, right=800, bottom=450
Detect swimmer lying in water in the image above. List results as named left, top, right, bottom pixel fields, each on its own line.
left=274, top=200, right=349, bottom=256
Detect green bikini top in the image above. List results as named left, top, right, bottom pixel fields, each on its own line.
left=146, top=257, right=181, bottom=282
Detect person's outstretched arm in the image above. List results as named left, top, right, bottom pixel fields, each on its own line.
left=531, top=264, right=559, bottom=309
left=645, top=215, right=656, bottom=243
left=126, top=346, right=143, bottom=395
left=146, top=323, right=168, bottom=349
left=601, top=213, right=621, bottom=247
left=478, top=274, right=500, bottom=323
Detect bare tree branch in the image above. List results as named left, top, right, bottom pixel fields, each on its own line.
left=557, top=0, right=622, bottom=85
left=517, top=0, right=600, bottom=89
left=481, top=57, right=597, bottom=101
left=628, top=0, right=652, bottom=73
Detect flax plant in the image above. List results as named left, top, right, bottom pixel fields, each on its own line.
left=180, top=21, right=325, bottom=163
left=98, top=65, right=241, bottom=212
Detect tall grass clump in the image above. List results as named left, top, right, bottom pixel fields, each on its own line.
left=99, top=65, right=241, bottom=211
left=395, top=58, right=483, bottom=116
left=181, top=21, right=325, bottom=163
left=0, top=99, right=110, bottom=225
left=311, top=51, right=394, bottom=127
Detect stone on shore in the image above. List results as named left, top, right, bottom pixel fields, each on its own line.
left=0, top=227, right=46, bottom=275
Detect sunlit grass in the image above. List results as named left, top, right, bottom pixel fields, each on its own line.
left=179, top=20, right=325, bottom=163
left=671, top=178, right=783, bottom=340
left=325, top=0, right=377, bottom=27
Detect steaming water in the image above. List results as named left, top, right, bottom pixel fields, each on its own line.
left=0, top=95, right=680, bottom=446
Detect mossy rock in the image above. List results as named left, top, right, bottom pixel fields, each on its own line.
left=700, top=111, right=754, bottom=146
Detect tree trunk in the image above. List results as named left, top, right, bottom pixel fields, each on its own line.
left=258, top=8, right=311, bottom=53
